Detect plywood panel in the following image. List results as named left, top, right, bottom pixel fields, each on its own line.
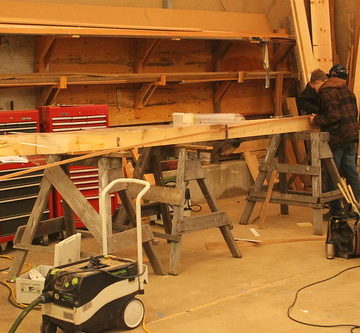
left=221, top=81, right=274, bottom=115
left=49, top=38, right=132, bottom=73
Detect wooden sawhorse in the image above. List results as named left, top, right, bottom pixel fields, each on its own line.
left=113, top=145, right=242, bottom=275
left=239, top=132, right=344, bottom=235
left=7, top=153, right=166, bottom=280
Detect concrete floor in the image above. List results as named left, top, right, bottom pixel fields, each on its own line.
left=2, top=196, right=360, bottom=333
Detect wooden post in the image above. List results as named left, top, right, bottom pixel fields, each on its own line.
left=311, top=132, right=323, bottom=235
left=168, top=148, right=186, bottom=275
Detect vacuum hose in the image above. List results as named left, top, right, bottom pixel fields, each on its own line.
left=8, top=293, right=51, bottom=333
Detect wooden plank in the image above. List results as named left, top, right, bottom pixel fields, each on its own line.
left=7, top=167, right=54, bottom=279
left=0, top=71, right=296, bottom=88
left=291, top=0, right=316, bottom=88
left=0, top=2, right=288, bottom=39
left=311, top=0, right=333, bottom=71
left=45, top=166, right=103, bottom=244
left=274, top=73, right=284, bottom=116
left=179, top=212, right=230, bottom=233
left=258, top=170, right=278, bottom=229
left=0, top=116, right=311, bottom=158
left=169, top=148, right=186, bottom=275
left=310, top=132, right=323, bottom=235
left=98, top=157, right=114, bottom=253
left=243, top=151, right=260, bottom=181
left=259, top=162, right=320, bottom=176
left=231, top=139, right=270, bottom=154
left=14, top=217, right=64, bottom=244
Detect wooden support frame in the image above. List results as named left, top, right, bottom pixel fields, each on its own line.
left=270, top=39, right=296, bottom=70
left=135, top=38, right=161, bottom=73
left=135, top=76, right=166, bottom=108
left=34, top=36, right=59, bottom=72
left=212, top=40, right=233, bottom=70
left=214, top=80, right=234, bottom=104
left=239, top=132, right=344, bottom=235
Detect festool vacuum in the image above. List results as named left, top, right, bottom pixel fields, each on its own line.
left=9, top=178, right=150, bottom=333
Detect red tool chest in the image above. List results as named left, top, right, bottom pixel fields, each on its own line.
left=39, top=105, right=117, bottom=227
left=0, top=110, right=53, bottom=248
left=39, top=104, right=109, bottom=132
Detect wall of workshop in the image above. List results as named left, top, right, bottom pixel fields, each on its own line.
left=0, top=0, right=356, bottom=116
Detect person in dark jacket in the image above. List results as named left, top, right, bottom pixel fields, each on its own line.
left=296, top=82, right=321, bottom=115
left=309, top=68, right=360, bottom=217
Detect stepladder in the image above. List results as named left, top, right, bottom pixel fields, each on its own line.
left=239, top=131, right=345, bottom=235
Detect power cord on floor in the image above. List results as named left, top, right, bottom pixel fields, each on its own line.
left=287, top=264, right=360, bottom=332
left=142, top=315, right=153, bottom=333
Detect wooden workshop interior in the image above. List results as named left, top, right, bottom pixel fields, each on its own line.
left=1, top=1, right=360, bottom=333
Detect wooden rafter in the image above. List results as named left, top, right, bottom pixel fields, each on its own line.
left=34, top=36, right=59, bottom=72
left=270, top=40, right=295, bottom=70
left=135, top=39, right=161, bottom=73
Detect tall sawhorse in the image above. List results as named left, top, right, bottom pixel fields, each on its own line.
left=239, top=132, right=344, bottom=235
left=113, top=145, right=242, bottom=275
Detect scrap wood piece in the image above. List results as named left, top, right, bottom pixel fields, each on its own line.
left=252, top=170, right=278, bottom=229
left=205, top=236, right=326, bottom=250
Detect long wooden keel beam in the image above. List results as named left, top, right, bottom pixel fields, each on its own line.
left=0, top=116, right=311, bottom=181
left=0, top=116, right=311, bottom=157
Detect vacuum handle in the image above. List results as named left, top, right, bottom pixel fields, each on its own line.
left=100, top=178, right=150, bottom=262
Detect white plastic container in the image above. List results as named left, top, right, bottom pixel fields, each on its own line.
left=15, top=265, right=52, bottom=304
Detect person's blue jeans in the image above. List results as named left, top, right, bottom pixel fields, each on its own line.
left=327, top=142, right=360, bottom=213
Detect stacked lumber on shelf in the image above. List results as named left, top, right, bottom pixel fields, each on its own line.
left=0, top=1, right=288, bottom=39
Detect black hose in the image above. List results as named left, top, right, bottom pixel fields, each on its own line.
left=8, top=295, right=43, bottom=333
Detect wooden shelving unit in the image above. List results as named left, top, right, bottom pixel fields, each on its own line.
left=0, top=2, right=297, bottom=126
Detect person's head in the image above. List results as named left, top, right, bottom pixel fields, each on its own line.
left=309, top=69, right=327, bottom=92
left=328, top=64, right=348, bottom=80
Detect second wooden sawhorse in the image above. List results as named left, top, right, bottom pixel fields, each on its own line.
left=113, top=145, right=242, bottom=275
left=239, top=131, right=344, bottom=235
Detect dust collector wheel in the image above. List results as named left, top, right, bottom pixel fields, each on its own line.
left=40, top=320, right=57, bottom=333
left=120, top=298, right=144, bottom=329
